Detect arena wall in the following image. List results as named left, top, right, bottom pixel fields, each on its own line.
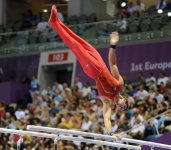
left=76, top=40, right=171, bottom=84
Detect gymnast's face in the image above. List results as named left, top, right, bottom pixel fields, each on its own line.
left=115, top=94, right=128, bottom=111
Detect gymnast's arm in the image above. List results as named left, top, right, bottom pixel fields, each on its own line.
left=101, top=97, right=122, bottom=139
left=101, top=97, right=113, bottom=134
left=109, top=32, right=124, bottom=85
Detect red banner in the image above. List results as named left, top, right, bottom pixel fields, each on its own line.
left=48, top=52, right=68, bottom=62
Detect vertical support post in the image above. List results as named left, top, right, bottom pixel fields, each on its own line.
left=126, top=142, right=130, bottom=150
left=17, top=136, right=23, bottom=150
left=54, top=135, right=59, bottom=150
left=151, top=147, right=154, bottom=150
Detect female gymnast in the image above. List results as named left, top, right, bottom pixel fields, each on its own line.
left=48, top=5, right=128, bottom=138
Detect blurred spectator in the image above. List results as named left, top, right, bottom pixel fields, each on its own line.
left=120, top=8, right=131, bottom=18
left=0, top=101, right=5, bottom=118
left=157, top=72, right=169, bottom=86
left=57, top=7, right=64, bottom=22
left=159, top=82, right=166, bottom=93
left=49, top=102, right=60, bottom=114
left=40, top=106, right=49, bottom=126
left=129, top=111, right=144, bottom=128
left=127, top=2, right=135, bottom=15
left=32, top=92, right=43, bottom=106
left=161, top=112, right=171, bottom=129
left=36, top=17, right=49, bottom=30
left=130, top=117, right=145, bottom=139
left=137, top=72, right=146, bottom=85
left=75, top=77, right=83, bottom=90
left=150, top=115, right=159, bottom=132
left=15, top=106, right=26, bottom=120
left=49, top=112, right=57, bottom=127
left=144, top=121, right=156, bottom=139
left=62, top=82, right=69, bottom=91
left=52, top=81, right=63, bottom=92
left=156, top=0, right=167, bottom=9
left=149, top=89, right=156, bottom=99
left=60, top=113, right=73, bottom=129
left=125, top=92, right=135, bottom=106
left=81, top=116, right=92, bottom=131
left=134, top=0, right=145, bottom=15
left=148, top=80, right=157, bottom=91
left=82, top=82, right=91, bottom=98
left=117, top=15, right=128, bottom=33
left=53, top=90, right=63, bottom=103
left=111, top=120, right=118, bottom=133
left=41, top=85, right=54, bottom=98
left=127, top=84, right=137, bottom=97
left=5, top=119, right=16, bottom=129
left=155, top=90, right=164, bottom=104
left=30, top=75, right=40, bottom=95
left=134, top=85, right=149, bottom=101
left=146, top=97, right=157, bottom=111
left=166, top=77, right=171, bottom=88
left=72, top=85, right=82, bottom=100
left=146, top=72, right=156, bottom=86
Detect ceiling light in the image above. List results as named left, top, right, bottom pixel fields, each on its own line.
left=168, top=12, right=171, bottom=17
left=43, top=9, right=48, bottom=13
left=121, top=2, right=127, bottom=7
left=157, top=9, right=163, bottom=14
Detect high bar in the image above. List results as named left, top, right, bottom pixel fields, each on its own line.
left=27, top=125, right=171, bottom=150
left=0, top=128, right=140, bottom=149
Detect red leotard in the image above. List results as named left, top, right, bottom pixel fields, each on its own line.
left=96, top=67, right=122, bottom=100
left=49, top=5, right=122, bottom=101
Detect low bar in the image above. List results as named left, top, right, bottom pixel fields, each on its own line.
left=27, top=125, right=171, bottom=150
left=58, top=135, right=141, bottom=150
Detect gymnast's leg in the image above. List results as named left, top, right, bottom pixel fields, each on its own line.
left=48, top=5, right=106, bottom=79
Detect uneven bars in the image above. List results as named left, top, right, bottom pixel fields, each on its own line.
left=0, top=128, right=140, bottom=150
left=27, top=125, right=171, bottom=150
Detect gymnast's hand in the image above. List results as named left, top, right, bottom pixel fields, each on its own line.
left=110, top=32, right=119, bottom=45
left=111, top=134, right=122, bottom=140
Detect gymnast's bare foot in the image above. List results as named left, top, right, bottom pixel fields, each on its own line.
left=49, top=5, right=58, bottom=23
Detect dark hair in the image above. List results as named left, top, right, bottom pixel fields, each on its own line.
left=117, top=96, right=129, bottom=112
left=126, top=98, right=129, bottom=110
left=122, top=97, right=129, bottom=111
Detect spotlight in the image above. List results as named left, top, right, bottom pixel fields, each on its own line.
left=168, top=12, right=171, bottom=17
left=119, top=0, right=128, bottom=8
left=43, top=9, right=48, bottom=13
left=121, top=2, right=127, bottom=7
left=157, top=9, right=163, bottom=14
